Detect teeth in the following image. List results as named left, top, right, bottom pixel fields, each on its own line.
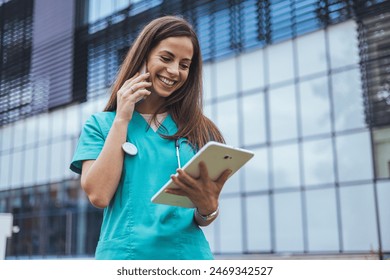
left=160, top=76, right=175, bottom=86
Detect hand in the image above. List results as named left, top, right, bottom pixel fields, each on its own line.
left=166, top=161, right=232, bottom=215
left=116, top=72, right=152, bottom=122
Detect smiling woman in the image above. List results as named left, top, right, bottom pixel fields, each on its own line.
left=69, top=16, right=230, bottom=260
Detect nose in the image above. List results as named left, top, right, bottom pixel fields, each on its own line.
left=166, top=63, right=179, bottom=76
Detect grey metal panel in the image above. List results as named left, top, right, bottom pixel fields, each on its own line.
left=30, top=0, right=75, bottom=110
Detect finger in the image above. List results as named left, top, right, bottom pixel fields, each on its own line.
left=216, top=169, right=232, bottom=186
left=122, top=72, right=149, bottom=88
left=176, top=168, right=198, bottom=187
left=171, top=174, right=194, bottom=192
left=198, top=161, right=209, bottom=182
left=127, top=81, right=152, bottom=92
left=130, top=89, right=151, bottom=102
left=164, top=188, right=188, bottom=196
left=131, top=72, right=150, bottom=84
left=122, top=72, right=140, bottom=87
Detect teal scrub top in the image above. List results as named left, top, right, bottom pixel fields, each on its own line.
left=70, top=111, right=214, bottom=260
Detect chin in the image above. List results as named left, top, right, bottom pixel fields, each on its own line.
left=155, top=88, right=176, bottom=98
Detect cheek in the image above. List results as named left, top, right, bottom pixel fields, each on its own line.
left=181, top=72, right=190, bottom=84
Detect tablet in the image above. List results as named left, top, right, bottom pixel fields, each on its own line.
left=151, top=141, right=254, bottom=208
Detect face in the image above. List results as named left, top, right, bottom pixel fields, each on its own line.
left=146, top=36, right=194, bottom=99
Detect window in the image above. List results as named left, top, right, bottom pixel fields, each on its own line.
left=0, top=0, right=33, bottom=126
left=373, top=127, right=390, bottom=178
left=340, top=184, right=379, bottom=251
left=356, top=0, right=390, bottom=127
left=336, top=131, right=373, bottom=182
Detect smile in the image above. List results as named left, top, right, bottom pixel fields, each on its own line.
left=158, top=75, right=176, bottom=87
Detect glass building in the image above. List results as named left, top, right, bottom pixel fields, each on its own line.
left=0, top=0, right=389, bottom=259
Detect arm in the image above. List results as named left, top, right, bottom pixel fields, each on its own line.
left=81, top=73, right=151, bottom=208
left=80, top=119, right=128, bottom=208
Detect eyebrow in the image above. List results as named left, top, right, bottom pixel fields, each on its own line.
left=160, top=50, right=192, bottom=62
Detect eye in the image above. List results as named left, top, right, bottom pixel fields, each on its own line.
left=180, top=64, right=190, bottom=70
left=161, top=56, right=170, bottom=62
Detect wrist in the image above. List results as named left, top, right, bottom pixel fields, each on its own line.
left=113, top=116, right=130, bottom=126
left=195, top=206, right=219, bottom=221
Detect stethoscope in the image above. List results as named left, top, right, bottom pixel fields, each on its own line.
left=122, top=138, right=182, bottom=168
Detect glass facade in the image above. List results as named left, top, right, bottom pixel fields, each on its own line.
left=0, top=0, right=389, bottom=259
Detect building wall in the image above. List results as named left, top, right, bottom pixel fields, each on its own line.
left=0, top=0, right=389, bottom=259
left=201, top=20, right=386, bottom=255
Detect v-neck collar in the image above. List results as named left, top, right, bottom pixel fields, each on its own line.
left=133, top=110, right=177, bottom=136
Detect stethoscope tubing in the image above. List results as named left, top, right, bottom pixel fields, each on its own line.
left=123, top=138, right=182, bottom=169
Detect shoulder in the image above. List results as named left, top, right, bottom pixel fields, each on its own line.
left=85, top=111, right=116, bottom=137
left=87, top=111, right=116, bottom=125
left=90, top=111, right=116, bottom=122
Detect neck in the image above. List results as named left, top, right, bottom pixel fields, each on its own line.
left=135, top=93, right=166, bottom=114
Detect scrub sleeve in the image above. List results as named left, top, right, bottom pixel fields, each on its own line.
left=70, top=111, right=214, bottom=260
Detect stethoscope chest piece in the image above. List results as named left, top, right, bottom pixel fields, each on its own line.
left=122, top=142, right=138, bottom=156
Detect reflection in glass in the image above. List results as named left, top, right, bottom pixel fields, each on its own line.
left=216, top=57, right=238, bottom=98
left=24, top=115, right=38, bottom=146
left=11, top=150, right=24, bottom=188
left=372, top=127, right=390, bottom=179
left=197, top=12, right=212, bottom=60
left=50, top=141, right=66, bottom=182
left=89, top=0, right=132, bottom=24
left=37, top=113, right=51, bottom=143
left=340, top=184, right=379, bottom=251
left=272, top=143, right=300, bottom=188
left=242, top=93, right=266, bottom=145
left=64, top=139, right=77, bottom=179
left=269, top=85, right=298, bottom=141
left=0, top=153, right=10, bottom=189
left=306, top=188, right=339, bottom=251
left=270, top=1, right=293, bottom=42
left=246, top=195, right=271, bottom=252
left=81, top=100, right=99, bottom=124
left=296, top=29, right=327, bottom=77
left=65, top=105, right=81, bottom=137
left=219, top=196, right=243, bottom=253
left=216, top=99, right=239, bottom=147
left=336, top=131, right=373, bottom=182
left=222, top=169, right=240, bottom=195
left=13, top=120, right=26, bottom=148
left=332, top=68, right=365, bottom=131
left=328, top=21, right=359, bottom=69
left=36, top=144, right=49, bottom=184
left=203, top=63, right=213, bottom=102
left=377, top=181, right=390, bottom=250
left=240, top=49, right=264, bottom=91
left=51, top=109, right=65, bottom=139
left=299, top=77, right=331, bottom=137
left=244, top=148, right=269, bottom=192
left=214, top=8, right=231, bottom=57
left=268, top=40, right=294, bottom=85
left=23, top=148, right=36, bottom=186
left=1, top=124, right=13, bottom=151
left=203, top=103, right=213, bottom=121
left=274, top=191, right=304, bottom=252
left=303, top=138, right=335, bottom=186
left=242, top=0, right=264, bottom=48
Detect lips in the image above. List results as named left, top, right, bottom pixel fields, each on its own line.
left=158, top=75, right=176, bottom=87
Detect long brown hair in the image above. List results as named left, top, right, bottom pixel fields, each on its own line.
left=104, top=15, right=224, bottom=148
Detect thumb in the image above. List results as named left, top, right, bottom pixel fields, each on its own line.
left=216, top=169, right=232, bottom=186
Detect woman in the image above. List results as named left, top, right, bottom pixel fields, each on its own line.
left=70, top=16, right=231, bottom=260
